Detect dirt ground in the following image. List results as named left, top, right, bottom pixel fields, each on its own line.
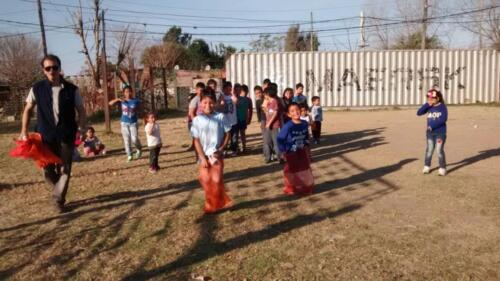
left=0, top=106, right=499, bottom=281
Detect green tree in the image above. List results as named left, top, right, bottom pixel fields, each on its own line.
left=163, top=26, right=191, bottom=46
left=284, top=25, right=320, bottom=51
left=392, top=32, right=443, bottom=49
left=249, top=34, right=284, bottom=52
left=183, top=39, right=211, bottom=70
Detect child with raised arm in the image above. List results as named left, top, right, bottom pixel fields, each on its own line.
left=417, top=89, right=448, bottom=176
left=109, top=85, right=142, bottom=162
left=191, top=89, right=233, bottom=213
left=144, top=112, right=162, bottom=174
left=277, top=102, right=314, bottom=195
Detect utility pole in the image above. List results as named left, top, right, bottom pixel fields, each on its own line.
left=310, top=12, right=314, bottom=51
left=359, top=10, right=367, bottom=50
left=37, top=0, right=47, bottom=55
left=310, top=11, right=315, bottom=97
left=478, top=0, right=484, bottom=48
left=421, top=0, right=428, bottom=50
left=101, top=10, right=111, bottom=133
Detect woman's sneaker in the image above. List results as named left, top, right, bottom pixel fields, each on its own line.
left=422, top=166, right=431, bottom=174
left=127, top=155, right=133, bottom=162
left=438, top=168, right=447, bottom=176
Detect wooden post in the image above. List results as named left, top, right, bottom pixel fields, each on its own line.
left=129, top=57, right=136, bottom=96
left=421, top=0, right=428, bottom=50
left=162, top=67, right=168, bottom=110
left=101, top=10, right=111, bottom=133
left=37, top=0, right=47, bottom=56
left=150, top=67, right=155, bottom=112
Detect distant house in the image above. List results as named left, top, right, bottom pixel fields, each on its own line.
left=0, top=79, right=18, bottom=120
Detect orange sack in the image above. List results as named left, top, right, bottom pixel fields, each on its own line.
left=10, top=133, right=62, bottom=169
left=198, top=159, right=232, bottom=213
left=283, top=148, right=314, bottom=195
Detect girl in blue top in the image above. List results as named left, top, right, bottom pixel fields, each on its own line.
left=417, top=89, right=448, bottom=176
left=109, top=85, right=142, bottom=162
left=277, top=102, right=314, bottom=195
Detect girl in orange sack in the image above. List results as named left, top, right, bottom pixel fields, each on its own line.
left=277, top=102, right=314, bottom=195
left=190, top=89, right=233, bottom=213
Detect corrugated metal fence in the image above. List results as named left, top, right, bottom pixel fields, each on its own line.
left=226, top=49, right=499, bottom=107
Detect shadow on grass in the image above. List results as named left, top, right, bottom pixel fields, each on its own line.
left=0, top=127, right=387, bottom=230
left=123, top=204, right=362, bottom=280
left=78, top=146, right=189, bottom=162
left=0, top=126, right=402, bottom=279
left=446, top=148, right=500, bottom=174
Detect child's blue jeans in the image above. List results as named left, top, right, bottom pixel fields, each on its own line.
left=425, top=132, right=446, bottom=168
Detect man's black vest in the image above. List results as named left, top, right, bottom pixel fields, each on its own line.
left=32, top=79, right=78, bottom=143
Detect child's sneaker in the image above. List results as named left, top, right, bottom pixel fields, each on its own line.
left=438, top=168, right=447, bottom=176
left=149, top=167, right=156, bottom=174
left=134, top=150, right=142, bottom=159
left=127, top=155, right=133, bottom=162
left=422, top=166, right=430, bottom=174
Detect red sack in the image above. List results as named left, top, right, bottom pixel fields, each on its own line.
left=283, top=149, right=314, bottom=195
left=10, top=133, right=62, bottom=169
left=198, top=159, right=232, bottom=213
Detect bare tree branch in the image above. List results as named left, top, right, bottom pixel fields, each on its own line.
left=72, top=0, right=102, bottom=88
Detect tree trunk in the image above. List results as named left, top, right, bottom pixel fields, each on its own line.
left=162, top=67, right=168, bottom=110
left=129, top=58, right=136, bottom=96
left=150, top=67, right=155, bottom=112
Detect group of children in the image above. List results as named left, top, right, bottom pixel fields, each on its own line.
left=87, top=79, right=448, bottom=214
left=254, top=81, right=324, bottom=164
left=184, top=78, right=325, bottom=212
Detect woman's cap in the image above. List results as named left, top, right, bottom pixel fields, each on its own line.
left=427, top=89, right=439, bottom=98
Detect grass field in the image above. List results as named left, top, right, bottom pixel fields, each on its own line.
left=1, top=106, right=499, bottom=280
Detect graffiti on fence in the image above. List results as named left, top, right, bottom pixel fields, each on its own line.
left=305, top=66, right=467, bottom=93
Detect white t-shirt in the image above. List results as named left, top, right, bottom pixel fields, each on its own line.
left=190, top=112, right=232, bottom=156
left=145, top=123, right=162, bottom=147
left=26, top=85, right=83, bottom=125
left=222, top=94, right=237, bottom=126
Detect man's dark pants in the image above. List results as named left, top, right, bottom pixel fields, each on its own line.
left=44, top=141, right=74, bottom=205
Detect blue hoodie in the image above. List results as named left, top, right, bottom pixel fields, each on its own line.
left=417, top=103, right=448, bottom=135
left=277, top=120, right=310, bottom=153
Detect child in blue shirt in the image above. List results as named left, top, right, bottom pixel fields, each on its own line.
left=109, top=85, right=142, bottom=162
left=191, top=89, right=233, bottom=213
left=417, top=89, right=448, bottom=176
left=277, top=102, right=314, bottom=195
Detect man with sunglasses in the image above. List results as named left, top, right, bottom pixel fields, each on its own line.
left=20, top=54, right=86, bottom=213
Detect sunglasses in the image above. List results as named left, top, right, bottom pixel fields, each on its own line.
left=44, top=65, right=59, bottom=72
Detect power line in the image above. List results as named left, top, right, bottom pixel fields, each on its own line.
left=1, top=5, right=498, bottom=39
left=105, top=16, right=360, bottom=30
left=104, top=0, right=384, bottom=13
left=17, top=0, right=306, bottom=23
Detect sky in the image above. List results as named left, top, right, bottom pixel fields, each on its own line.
left=0, top=0, right=480, bottom=75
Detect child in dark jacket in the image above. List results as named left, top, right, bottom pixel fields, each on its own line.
left=417, top=89, right=448, bottom=176
left=277, top=102, right=314, bottom=195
